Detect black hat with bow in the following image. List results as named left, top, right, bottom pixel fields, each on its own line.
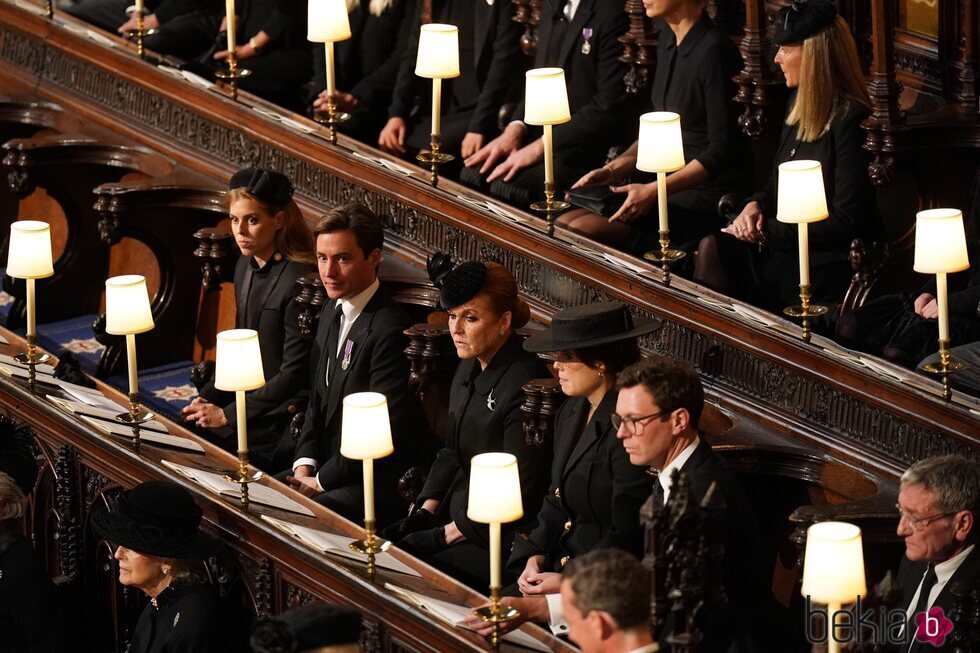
left=774, top=0, right=838, bottom=45
left=427, top=251, right=489, bottom=311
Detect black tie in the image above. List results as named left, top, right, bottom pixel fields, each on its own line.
left=907, top=564, right=938, bottom=641
left=653, top=477, right=666, bottom=506
left=545, top=0, right=570, bottom=67
left=324, top=305, right=343, bottom=385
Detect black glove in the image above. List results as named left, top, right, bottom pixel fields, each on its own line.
left=381, top=507, right=438, bottom=541
left=397, top=526, right=448, bottom=557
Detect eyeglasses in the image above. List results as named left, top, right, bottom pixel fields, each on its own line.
left=895, top=504, right=957, bottom=530
left=610, top=411, right=666, bottom=434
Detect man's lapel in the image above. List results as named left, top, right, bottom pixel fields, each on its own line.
left=557, top=0, right=595, bottom=69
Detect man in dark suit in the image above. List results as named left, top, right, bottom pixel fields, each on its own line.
left=896, top=455, right=979, bottom=653
left=614, top=355, right=773, bottom=652
left=286, top=203, right=431, bottom=526
left=377, top=0, right=523, bottom=163
left=463, top=0, right=641, bottom=206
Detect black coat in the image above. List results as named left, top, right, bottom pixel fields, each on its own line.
left=513, top=0, right=640, bottom=166
left=293, top=286, right=431, bottom=517
left=508, top=391, right=651, bottom=574
left=416, top=336, right=551, bottom=549
left=387, top=0, right=523, bottom=138
left=127, top=581, right=242, bottom=653
left=0, top=521, right=69, bottom=653
left=898, top=547, right=980, bottom=653
left=199, top=256, right=313, bottom=470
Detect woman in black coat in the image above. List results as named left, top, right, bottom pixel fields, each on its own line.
left=182, top=168, right=314, bottom=472
left=310, top=0, right=416, bottom=143
left=383, top=256, right=551, bottom=590
left=92, top=481, right=245, bottom=653
left=463, top=303, right=656, bottom=634
left=694, top=0, right=881, bottom=312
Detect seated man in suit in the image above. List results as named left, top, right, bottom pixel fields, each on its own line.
left=462, top=0, right=640, bottom=207
left=614, top=355, right=773, bottom=651
left=896, top=455, right=979, bottom=652
left=560, top=549, right=658, bottom=653
left=285, top=202, right=433, bottom=526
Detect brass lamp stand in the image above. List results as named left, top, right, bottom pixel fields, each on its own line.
left=114, top=391, right=155, bottom=451
left=315, top=94, right=351, bottom=145
left=530, top=178, right=570, bottom=238
left=222, top=390, right=264, bottom=507
left=215, top=50, right=250, bottom=101
left=44, top=0, right=53, bottom=19
left=644, top=225, right=686, bottom=285
left=15, top=329, right=50, bottom=394
left=123, top=11, right=157, bottom=59
left=784, top=284, right=828, bottom=343
left=348, top=517, right=389, bottom=582
left=417, top=133, right=454, bottom=188
left=472, top=584, right=520, bottom=650
left=921, top=340, right=964, bottom=402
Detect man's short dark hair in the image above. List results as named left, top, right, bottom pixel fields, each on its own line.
left=313, top=202, right=384, bottom=258
left=615, top=355, right=704, bottom=429
left=563, top=549, right=650, bottom=630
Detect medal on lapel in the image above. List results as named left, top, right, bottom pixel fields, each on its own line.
left=581, top=28, right=593, bottom=55
left=486, top=389, right=496, bottom=411
left=341, top=339, right=354, bottom=371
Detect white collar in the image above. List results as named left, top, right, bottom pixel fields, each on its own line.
left=626, top=644, right=660, bottom=653
left=565, top=0, right=581, bottom=20
left=934, top=543, right=975, bottom=585
left=337, top=277, right=379, bottom=321
left=658, top=436, right=700, bottom=501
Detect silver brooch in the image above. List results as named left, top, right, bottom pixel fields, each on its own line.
left=173, top=612, right=180, bottom=628
left=486, top=389, right=496, bottom=411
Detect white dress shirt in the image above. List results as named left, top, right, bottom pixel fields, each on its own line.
left=904, top=544, right=975, bottom=624
left=658, top=437, right=700, bottom=505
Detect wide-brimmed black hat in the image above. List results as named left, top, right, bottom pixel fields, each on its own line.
left=250, top=604, right=363, bottom=652
left=427, top=251, right=489, bottom=310
left=523, top=302, right=661, bottom=353
left=230, top=167, right=294, bottom=206
left=774, top=0, right=838, bottom=45
left=92, top=480, right=216, bottom=559
left=0, top=415, right=37, bottom=494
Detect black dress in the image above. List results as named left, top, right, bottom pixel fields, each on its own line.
left=713, top=94, right=880, bottom=311
left=127, top=580, right=243, bottom=653
left=197, top=255, right=313, bottom=472
left=414, top=336, right=552, bottom=590
left=0, top=520, right=69, bottom=652
left=507, top=391, right=651, bottom=575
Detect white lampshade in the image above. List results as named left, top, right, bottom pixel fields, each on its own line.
left=215, top=329, right=265, bottom=391
left=6, top=221, right=54, bottom=279
left=776, top=160, right=829, bottom=224
left=467, top=453, right=523, bottom=524
left=308, top=0, right=351, bottom=42
left=415, top=24, right=460, bottom=79
left=523, top=68, right=571, bottom=126
left=104, top=275, right=154, bottom=335
left=636, top=112, right=685, bottom=173
left=914, top=208, right=971, bottom=274
left=801, top=522, right=867, bottom=605
left=340, top=392, right=394, bottom=460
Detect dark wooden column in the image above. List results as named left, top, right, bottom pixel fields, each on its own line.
left=862, top=0, right=905, bottom=186
left=512, top=0, right=542, bottom=57
left=733, top=0, right=781, bottom=138
left=619, top=0, right=658, bottom=95
left=950, top=0, right=979, bottom=113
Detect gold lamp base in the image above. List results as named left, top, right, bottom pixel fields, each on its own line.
left=215, top=58, right=251, bottom=101
left=921, top=339, right=966, bottom=401
left=15, top=336, right=51, bottom=394
left=417, top=134, right=454, bottom=187
left=530, top=181, right=570, bottom=237
left=643, top=229, right=686, bottom=285
left=314, top=95, right=351, bottom=145
left=349, top=519, right=390, bottom=581
left=472, top=587, right=520, bottom=650
left=223, top=451, right=264, bottom=507
left=123, top=24, right=157, bottom=58
left=783, top=284, right=828, bottom=343
left=113, top=393, right=155, bottom=450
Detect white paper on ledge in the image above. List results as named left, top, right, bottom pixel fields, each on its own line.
left=0, top=353, right=57, bottom=376
left=486, top=201, right=531, bottom=224
left=162, top=460, right=315, bottom=516
left=79, top=415, right=205, bottom=452
left=260, top=514, right=421, bottom=577
left=602, top=251, right=647, bottom=275
left=45, top=395, right=169, bottom=433
left=384, top=584, right=551, bottom=652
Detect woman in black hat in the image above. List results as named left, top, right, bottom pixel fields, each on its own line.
left=382, top=254, right=551, bottom=590
left=92, top=480, right=244, bottom=652
left=694, top=0, right=882, bottom=312
left=250, top=603, right=362, bottom=653
left=183, top=167, right=315, bottom=472
left=465, top=303, right=657, bottom=634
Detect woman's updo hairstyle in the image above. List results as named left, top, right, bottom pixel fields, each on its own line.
left=481, top=262, right=531, bottom=329
left=427, top=253, right=530, bottom=329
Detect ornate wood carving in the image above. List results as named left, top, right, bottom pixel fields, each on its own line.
left=360, top=620, right=384, bottom=653
left=53, top=444, right=81, bottom=580
left=511, top=0, right=542, bottom=57
left=619, top=0, right=657, bottom=95
left=403, top=323, right=455, bottom=399
left=295, top=272, right=328, bottom=338
left=951, top=0, right=979, bottom=113
left=193, top=227, right=237, bottom=291
left=284, top=581, right=317, bottom=610
left=520, top=377, right=563, bottom=447
left=734, top=0, right=781, bottom=138
left=863, top=0, right=905, bottom=186
left=252, top=556, right=275, bottom=619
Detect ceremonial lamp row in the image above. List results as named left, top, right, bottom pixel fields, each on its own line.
left=4, top=219, right=528, bottom=648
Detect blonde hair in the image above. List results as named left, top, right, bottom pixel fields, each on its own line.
left=786, top=16, right=870, bottom=142
left=346, top=0, right=394, bottom=16
left=0, top=472, right=26, bottom=521
left=228, top=188, right=315, bottom=265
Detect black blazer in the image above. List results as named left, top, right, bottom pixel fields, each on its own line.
left=509, top=391, right=651, bottom=574
left=150, top=0, right=221, bottom=24
left=898, top=546, right=980, bottom=653
left=238, top=0, right=308, bottom=48
left=514, top=0, right=640, bottom=163
left=754, top=95, right=881, bottom=267
left=293, top=285, right=430, bottom=503
left=664, top=440, right=773, bottom=652
left=387, top=0, right=523, bottom=137
left=416, top=336, right=551, bottom=549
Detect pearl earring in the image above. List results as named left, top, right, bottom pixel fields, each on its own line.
left=162, top=566, right=170, bottom=576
